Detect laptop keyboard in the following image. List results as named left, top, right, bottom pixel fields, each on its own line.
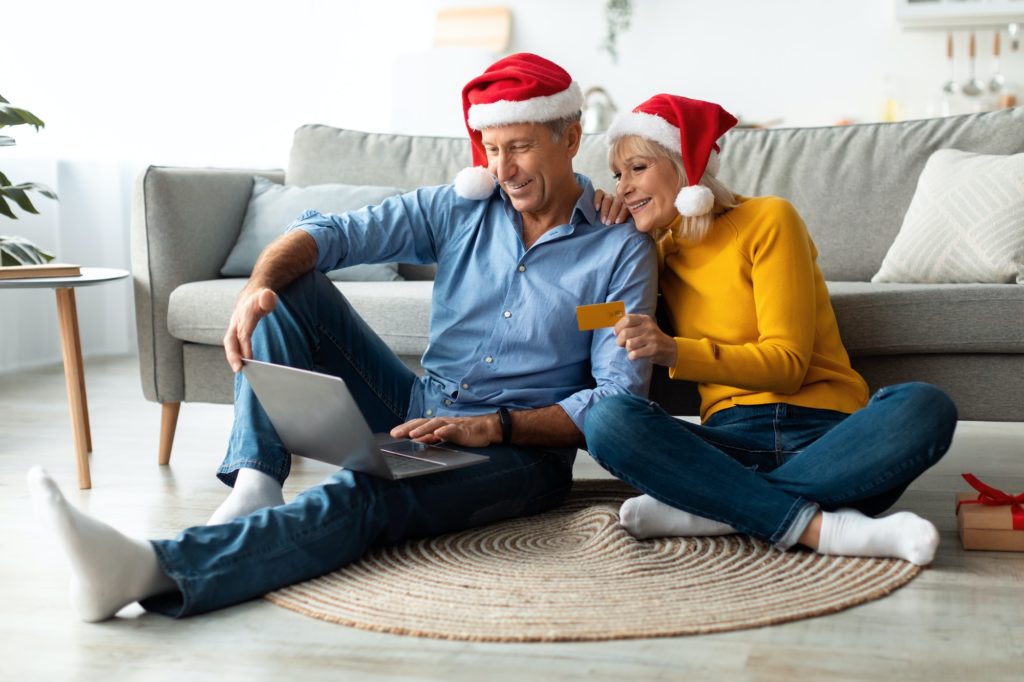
left=381, top=452, right=439, bottom=476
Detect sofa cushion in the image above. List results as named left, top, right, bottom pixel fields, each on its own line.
left=219, top=176, right=406, bottom=281
left=717, top=109, right=1024, bottom=282
left=169, top=279, right=1023, bottom=364
left=828, top=281, right=1024, bottom=356
left=168, top=278, right=433, bottom=356
left=871, top=149, right=1024, bottom=284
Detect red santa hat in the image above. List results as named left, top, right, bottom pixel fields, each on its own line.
left=454, top=52, right=583, bottom=199
left=606, top=94, right=738, bottom=217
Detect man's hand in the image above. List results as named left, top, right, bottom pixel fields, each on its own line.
left=224, top=287, right=279, bottom=372
left=593, top=188, right=630, bottom=225
left=390, top=413, right=501, bottom=447
left=614, top=313, right=678, bottom=367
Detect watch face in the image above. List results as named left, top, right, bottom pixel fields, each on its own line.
left=498, top=408, right=512, bottom=444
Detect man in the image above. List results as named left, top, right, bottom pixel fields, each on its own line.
left=27, top=53, right=657, bottom=621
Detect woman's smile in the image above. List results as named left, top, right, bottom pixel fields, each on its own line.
left=627, top=197, right=652, bottom=212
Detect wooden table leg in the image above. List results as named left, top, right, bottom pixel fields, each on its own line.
left=55, top=288, right=92, bottom=489
left=68, top=289, right=92, bottom=453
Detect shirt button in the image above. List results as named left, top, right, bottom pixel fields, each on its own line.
left=503, top=310, right=512, bottom=318
left=484, top=355, right=493, bottom=364
left=425, top=409, right=433, bottom=416
left=444, top=399, right=452, bottom=406
left=518, top=264, right=526, bottom=272
left=462, top=383, right=470, bottom=389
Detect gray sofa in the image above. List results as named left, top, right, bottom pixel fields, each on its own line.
left=131, top=108, right=1024, bottom=464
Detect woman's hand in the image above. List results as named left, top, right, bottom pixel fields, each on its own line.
left=614, top=314, right=678, bottom=367
left=593, top=188, right=631, bottom=225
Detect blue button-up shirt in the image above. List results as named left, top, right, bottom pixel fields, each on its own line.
left=287, top=174, right=657, bottom=432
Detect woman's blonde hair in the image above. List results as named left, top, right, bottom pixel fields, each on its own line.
left=609, top=135, right=738, bottom=242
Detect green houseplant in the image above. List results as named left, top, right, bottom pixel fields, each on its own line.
left=601, top=0, right=634, bottom=64
left=1, top=93, right=58, bottom=265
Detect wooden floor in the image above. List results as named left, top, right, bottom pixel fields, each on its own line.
left=1, top=356, right=1021, bottom=680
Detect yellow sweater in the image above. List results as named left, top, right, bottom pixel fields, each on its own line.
left=657, top=196, right=869, bottom=422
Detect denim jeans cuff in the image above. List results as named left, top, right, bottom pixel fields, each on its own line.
left=216, top=458, right=289, bottom=488
left=139, top=540, right=194, bottom=618
left=773, top=500, right=819, bottom=551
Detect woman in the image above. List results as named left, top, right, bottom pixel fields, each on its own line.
left=584, top=94, right=956, bottom=564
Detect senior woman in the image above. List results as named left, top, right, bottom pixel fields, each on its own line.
left=585, top=94, right=957, bottom=565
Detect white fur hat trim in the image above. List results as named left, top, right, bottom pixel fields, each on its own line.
left=606, top=111, right=681, bottom=154
left=675, top=185, right=714, bottom=217
left=467, top=82, right=583, bottom=130
left=453, top=166, right=497, bottom=200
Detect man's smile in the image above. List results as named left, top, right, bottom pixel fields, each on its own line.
left=505, top=178, right=533, bottom=193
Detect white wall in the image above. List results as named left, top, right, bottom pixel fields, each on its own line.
left=1, top=0, right=1021, bottom=373
left=7, top=0, right=1022, bottom=166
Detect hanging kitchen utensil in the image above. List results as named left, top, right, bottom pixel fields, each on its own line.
left=990, top=31, right=1006, bottom=93
left=962, top=32, right=985, bottom=97
left=942, top=32, right=958, bottom=95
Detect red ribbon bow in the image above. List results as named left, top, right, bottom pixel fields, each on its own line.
left=957, top=473, right=1024, bottom=531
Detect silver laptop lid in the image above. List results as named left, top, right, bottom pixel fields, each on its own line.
left=241, top=358, right=392, bottom=478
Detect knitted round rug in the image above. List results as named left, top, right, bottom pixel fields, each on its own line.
left=265, top=480, right=922, bottom=642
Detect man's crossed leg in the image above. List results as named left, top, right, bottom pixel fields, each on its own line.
left=29, top=272, right=575, bottom=620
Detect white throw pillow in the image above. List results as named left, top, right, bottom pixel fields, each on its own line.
left=872, top=149, right=1024, bottom=284
left=220, top=176, right=406, bottom=281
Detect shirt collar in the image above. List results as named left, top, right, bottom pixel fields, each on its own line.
left=571, top=174, right=600, bottom=228
left=496, top=172, right=600, bottom=231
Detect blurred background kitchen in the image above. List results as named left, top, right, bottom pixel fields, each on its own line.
left=1, top=0, right=1022, bottom=372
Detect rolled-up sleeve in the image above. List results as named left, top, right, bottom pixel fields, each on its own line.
left=285, top=187, right=447, bottom=272
left=557, top=233, right=658, bottom=431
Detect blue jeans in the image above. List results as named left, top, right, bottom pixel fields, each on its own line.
left=144, top=272, right=575, bottom=617
left=583, top=383, right=957, bottom=549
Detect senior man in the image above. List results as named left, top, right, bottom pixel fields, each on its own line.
left=27, top=53, right=656, bottom=620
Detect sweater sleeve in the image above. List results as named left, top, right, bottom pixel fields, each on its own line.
left=669, top=200, right=816, bottom=394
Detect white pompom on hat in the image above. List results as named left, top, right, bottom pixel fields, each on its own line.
left=606, top=94, right=738, bottom=217
left=453, top=166, right=496, bottom=201
left=453, top=52, right=583, bottom=199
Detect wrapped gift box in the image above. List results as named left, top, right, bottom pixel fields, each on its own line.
left=956, top=493, right=1024, bottom=552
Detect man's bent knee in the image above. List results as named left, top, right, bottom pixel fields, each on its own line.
left=584, top=394, right=652, bottom=459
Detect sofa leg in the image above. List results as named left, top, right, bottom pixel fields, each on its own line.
left=159, top=402, right=181, bottom=466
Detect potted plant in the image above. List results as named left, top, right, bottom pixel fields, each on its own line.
left=601, top=0, right=633, bottom=64
left=1, top=93, right=58, bottom=265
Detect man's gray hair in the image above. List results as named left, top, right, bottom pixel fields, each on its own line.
left=544, top=110, right=583, bottom=141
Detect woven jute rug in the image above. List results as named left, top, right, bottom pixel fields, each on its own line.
left=265, top=480, right=922, bottom=642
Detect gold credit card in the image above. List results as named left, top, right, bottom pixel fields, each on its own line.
left=576, top=301, right=625, bottom=331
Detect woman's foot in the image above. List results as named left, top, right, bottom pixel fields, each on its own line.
left=27, top=467, right=176, bottom=621
left=619, top=494, right=737, bottom=539
left=816, top=508, right=939, bottom=565
left=208, top=467, right=285, bottom=525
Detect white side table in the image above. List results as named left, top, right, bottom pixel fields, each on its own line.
left=0, top=267, right=130, bottom=489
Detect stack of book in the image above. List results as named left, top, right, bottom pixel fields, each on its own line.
left=0, top=263, right=81, bottom=280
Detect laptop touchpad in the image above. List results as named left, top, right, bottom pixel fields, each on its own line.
left=379, top=440, right=458, bottom=464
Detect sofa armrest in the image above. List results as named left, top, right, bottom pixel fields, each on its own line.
left=131, top=166, right=284, bottom=403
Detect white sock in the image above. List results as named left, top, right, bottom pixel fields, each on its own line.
left=207, top=467, right=285, bottom=525
left=26, top=467, right=177, bottom=622
left=816, top=508, right=939, bottom=566
left=619, top=494, right=737, bottom=540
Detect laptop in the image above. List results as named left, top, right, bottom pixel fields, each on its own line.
left=241, top=358, right=490, bottom=480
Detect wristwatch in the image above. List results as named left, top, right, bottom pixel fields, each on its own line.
left=496, top=407, right=512, bottom=445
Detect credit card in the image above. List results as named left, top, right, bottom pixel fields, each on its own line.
left=576, top=301, right=625, bottom=331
